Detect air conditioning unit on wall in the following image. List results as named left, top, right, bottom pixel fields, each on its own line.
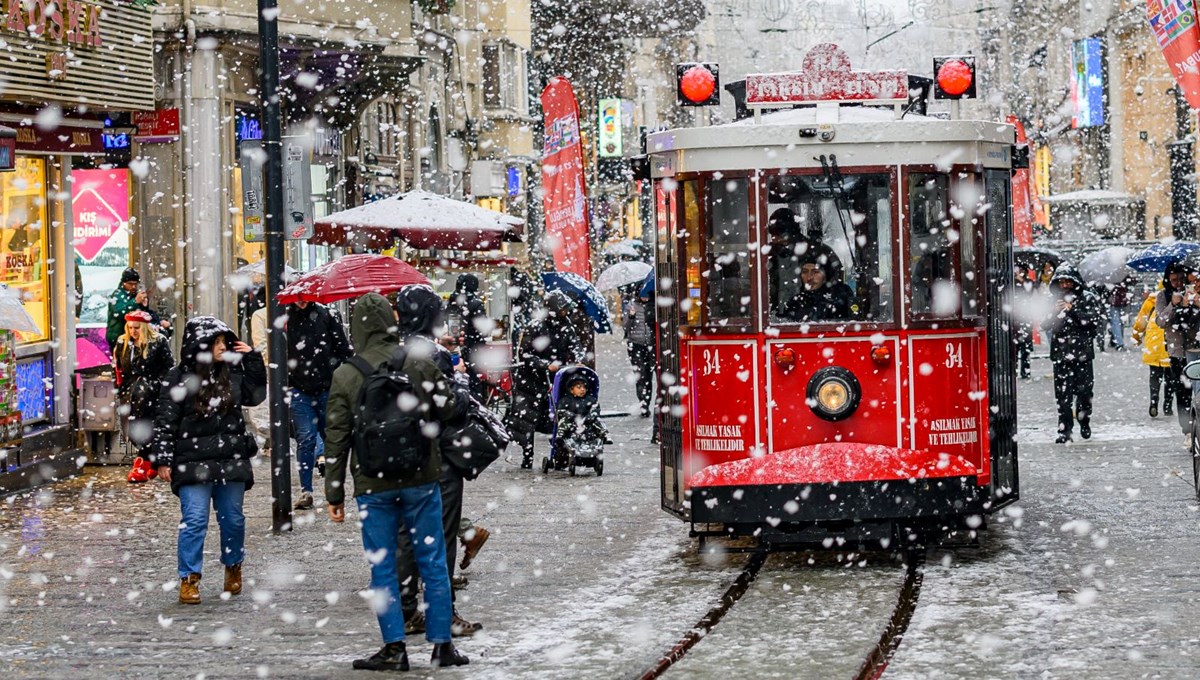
left=470, top=160, right=506, bottom=197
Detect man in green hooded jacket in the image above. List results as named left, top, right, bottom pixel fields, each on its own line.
left=323, top=292, right=470, bottom=671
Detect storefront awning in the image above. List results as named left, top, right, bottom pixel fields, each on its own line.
left=309, top=190, right=524, bottom=251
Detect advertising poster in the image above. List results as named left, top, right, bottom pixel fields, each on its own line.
left=283, top=136, right=313, bottom=241
left=1148, top=0, right=1200, bottom=108
left=540, top=77, right=591, bottom=279
left=598, top=98, right=622, bottom=158
left=1070, top=38, right=1105, bottom=128
left=240, top=141, right=265, bottom=243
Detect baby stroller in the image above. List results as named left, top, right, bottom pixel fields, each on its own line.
left=542, top=365, right=604, bottom=476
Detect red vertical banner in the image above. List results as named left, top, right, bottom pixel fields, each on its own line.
left=1007, top=116, right=1034, bottom=247
left=1148, top=1, right=1200, bottom=108
left=540, top=77, right=591, bottom=279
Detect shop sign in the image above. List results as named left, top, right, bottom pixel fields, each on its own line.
left=12, top=121, right=104, bottom=154
left=133, top=109, right=180, bottom=142
left=597, top=98, right=622, bottom=158
left=71, top=169, right=130, bottom=262
left=240, top=141, right=265, bottom=243
left=2, top=0, right=104, bottom=49
left=283, top=137, right=313, bottom=240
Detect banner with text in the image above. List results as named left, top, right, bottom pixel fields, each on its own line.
left=1148, top=0, right=1200, bottom=108
left=540, top=77, right=591, bottom=279
left=72, top=168, right=130, bottom=262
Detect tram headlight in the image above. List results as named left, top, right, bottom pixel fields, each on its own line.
left=806, top=367, right=862, bottom=421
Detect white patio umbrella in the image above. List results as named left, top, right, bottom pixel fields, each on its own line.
left=0, top=285, right=39, bottom=334
left=595, top=260, right=653, bottom=291
left=310, top=190, right=524, bottom=251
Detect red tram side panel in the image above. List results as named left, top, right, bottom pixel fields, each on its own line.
left=906, top=331, right=990, bottom=485
left=681, top=339, right=762, bottom=483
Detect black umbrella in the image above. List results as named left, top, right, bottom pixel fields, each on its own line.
left=1013, top=245, right=1066, bottom=272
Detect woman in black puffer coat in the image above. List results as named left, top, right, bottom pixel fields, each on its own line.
left=149, top=316, right=266, bottom=605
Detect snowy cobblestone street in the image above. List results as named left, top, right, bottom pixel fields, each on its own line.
left=3, top=339, right=1200, bottom=678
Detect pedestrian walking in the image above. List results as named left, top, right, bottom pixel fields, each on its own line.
left=1132, top=286, right=1174, bottom=419
left=1011, top=267, right=1034, bottom=380
left=286, top=300, right=352, bottom=510
left=149, top=317, right=265, bottom=605
left=392, top=286, right=485, bottom=638
left=620, top=283, right=656, bottom=416
left=322, top=292, right=470, bottom=671
left=1040, top=263, right=1101, bottom=443
left=1107, top=277, right=1133, bottom=350
left=507, top=290, right=585, bottom=468
left=447, top=273, right=490, bottom=399
left=113, top=309, right=173, bottom=482
left=1155, top=262, right=1199, bottom=434
left=105, top=267, right=165, bottom=350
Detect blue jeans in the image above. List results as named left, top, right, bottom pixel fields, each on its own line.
left=1107, top=306, right=1124, bottom=347
left=290, top=389, right=327, bottom=493
left=356, top=484, right=452, bottom=645
left=177, top=482, right=246, bottom=578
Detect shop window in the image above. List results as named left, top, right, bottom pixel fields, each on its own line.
left=908, top=172, right=958, bottom=317
left=482, top=41, right=530, bottom=114
left=72, top=168, right=132, bottom=328
left=767, top=172, right=893, bottom=324
left=1, top=158, right=49, bottom=343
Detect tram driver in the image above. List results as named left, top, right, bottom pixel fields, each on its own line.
left=779, top=247, right=854, bottom=323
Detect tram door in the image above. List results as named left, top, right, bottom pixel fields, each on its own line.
left=983, top=169, right=1019, bottom=504
left=654, top=182, right=687, bottom=516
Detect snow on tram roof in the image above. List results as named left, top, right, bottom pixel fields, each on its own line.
left=723, top=105, right=935, bottom=126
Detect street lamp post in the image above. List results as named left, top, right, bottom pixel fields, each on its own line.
left=257, top=0, right=293, bottom=532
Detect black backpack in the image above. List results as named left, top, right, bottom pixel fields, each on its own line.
left=347, top=348, right=429, bottom=479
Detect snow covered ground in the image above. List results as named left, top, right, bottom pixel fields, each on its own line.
left=1, top=338, right=1198, bottom=677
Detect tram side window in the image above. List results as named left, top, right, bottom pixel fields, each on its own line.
left=957, top=173, right=982, bottom=317
left=680, top=179, right=704, bottom=326
left=909, top=173, right=959, bottom=317
left=707, top=178, right=751, bottom=321
left=766, top=172, right=893, bottom=324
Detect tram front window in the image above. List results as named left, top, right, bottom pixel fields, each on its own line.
left=909, top=173, right=958, bottom=317
left=767, top=172, right=893, bottom=324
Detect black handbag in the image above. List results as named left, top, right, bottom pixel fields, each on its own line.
left=440, top=397, right=509, bottom=480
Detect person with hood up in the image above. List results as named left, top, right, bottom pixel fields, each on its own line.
left=1040, top=263, right=1102, bottom=443
left=322, top=292, right=470, bottom=671
left=507, top=290, right=585, bottom=468
left=1133, top=284, right=1174, bottom=419
left=149, top=316, right=266, bottom=605
left=446, top=273, right=491, bottom=399
left=113, top=309, right=174, bottom=483
left=391, top=286, right=484, bottom=639
left=1155, top=261, right=1200, bottom=433
left=286, top=299, right=352, bottom=510
left=779, top=247, right=853, bottom=322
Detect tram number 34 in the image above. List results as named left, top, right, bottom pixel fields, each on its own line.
left=702, top=348, right=721, bottom=376
left=945, top=342, right=964, bottom=369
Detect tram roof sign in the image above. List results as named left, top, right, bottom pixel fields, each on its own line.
left=745, top=44, right=908, bottom=108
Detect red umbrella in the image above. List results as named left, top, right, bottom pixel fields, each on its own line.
left=275, top=254, right=429, bottom=305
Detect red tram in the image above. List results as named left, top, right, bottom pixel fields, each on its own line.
left=649, top=46, right=1020, bottom=545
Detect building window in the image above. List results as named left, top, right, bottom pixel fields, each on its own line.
left=1, top=157, right=49, bottom=344
left=482, top=41, right=529, bottom=114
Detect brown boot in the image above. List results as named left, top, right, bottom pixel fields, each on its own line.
left=459, top=526, right=490, bottom=570
left=179, top=574, right=201, bottom=605
left=223, top=563, right=242, bottom=595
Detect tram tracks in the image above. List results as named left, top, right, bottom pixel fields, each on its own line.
left=634, top=549, right=926, bottom=680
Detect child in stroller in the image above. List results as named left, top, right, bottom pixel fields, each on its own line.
left=543, top=365, right=606, bottom=476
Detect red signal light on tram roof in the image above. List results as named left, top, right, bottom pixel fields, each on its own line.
left=933, top=56, right=976, bottom=100
left=676, top=63, right=720, bottom=107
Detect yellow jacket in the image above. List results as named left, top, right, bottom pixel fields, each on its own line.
left=1133, top=295, right=1171, bottom=367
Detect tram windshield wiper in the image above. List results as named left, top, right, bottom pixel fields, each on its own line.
left=815, top=154, right=858, bottom=270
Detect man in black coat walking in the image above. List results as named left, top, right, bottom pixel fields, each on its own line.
left=1041, top=263, right=1101, bottom=443
left=286, top=300, right=352, bottom=509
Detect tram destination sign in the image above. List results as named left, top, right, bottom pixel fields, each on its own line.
left=745, top=43, right=908, bottom=108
